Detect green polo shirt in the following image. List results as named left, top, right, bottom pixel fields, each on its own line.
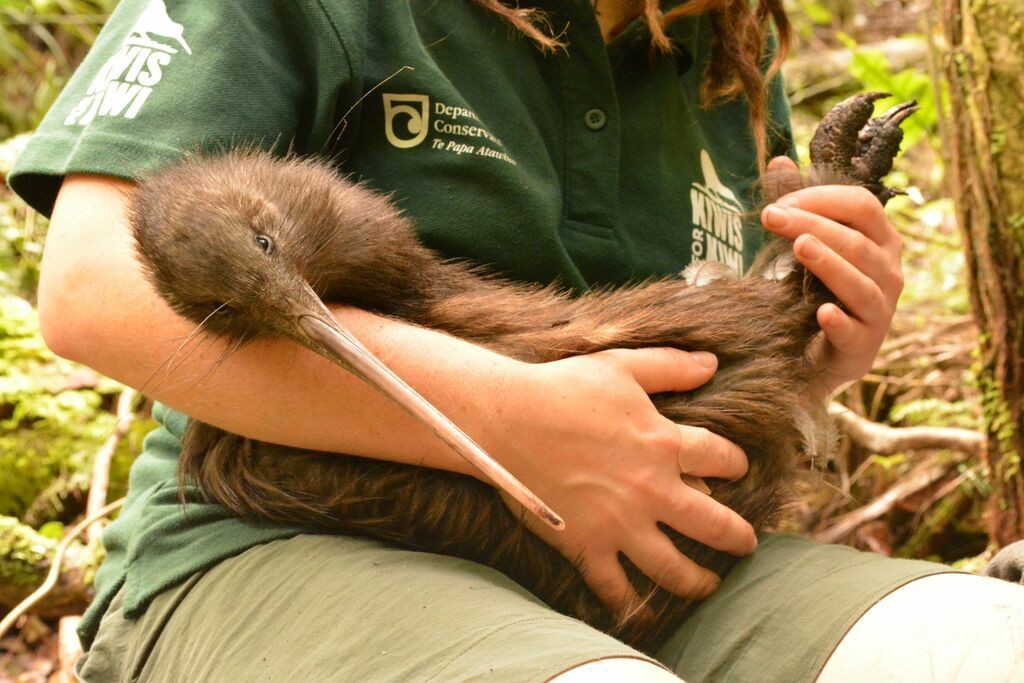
left=9, top=0, right=794, bottom=648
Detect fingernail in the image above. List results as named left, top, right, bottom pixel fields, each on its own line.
left=700, top=573, right=722, bottom=598
left=797, top=235, right=823, bottom=260
left=776, top=195, right=800, bottom=208
left=762, top=204, right=789, bottom=229
left=692, top=351, right=717, bottom=368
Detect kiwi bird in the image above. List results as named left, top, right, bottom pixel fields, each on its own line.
left=131, top=92, right=917, bottom=652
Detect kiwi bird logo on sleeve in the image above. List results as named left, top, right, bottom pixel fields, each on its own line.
left=63, top=0, right=190, bottom=127
left=128, top=0, right=191, bottom=54
left=688, top=150, right=745, bottom=273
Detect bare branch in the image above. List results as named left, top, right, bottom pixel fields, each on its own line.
left=0, top=500, right=124, bottom=641
left=815, top=455, right=962, bottom=544
left=85, top=388, right=137, bottom=545
left=57, top=616, right=82, bottom=683
left=829, top=402, right=985, bottom=456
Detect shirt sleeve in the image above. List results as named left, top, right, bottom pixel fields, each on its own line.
left=8, top=0, right=358, bottom=216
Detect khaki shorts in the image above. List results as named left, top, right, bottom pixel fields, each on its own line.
left=77, top=534, right=951, bottom=682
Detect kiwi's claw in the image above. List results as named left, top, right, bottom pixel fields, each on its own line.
left=809, top=91, right=888, bottom=169
left=809, top=92, right=919, bottom=206
left=855, top=101, right=920, bottom=201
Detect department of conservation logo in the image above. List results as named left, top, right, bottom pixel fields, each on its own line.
left=689, top=150, right=745, bottom=273
left=381, top=92, right=516, bottom=165
left=382, top=94, right=430, bottom=149
left=63, top=0, right=190, bottom=127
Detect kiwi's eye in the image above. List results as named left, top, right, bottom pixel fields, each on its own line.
left=213, top=303, right=233, bottom=315
left=255, top=234, right=274, bottom=254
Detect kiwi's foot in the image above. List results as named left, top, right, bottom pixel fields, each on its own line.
left=809, top=92, right=919, bottom=205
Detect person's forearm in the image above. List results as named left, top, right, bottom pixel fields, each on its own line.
left=39, top=174, right=522, bottom=480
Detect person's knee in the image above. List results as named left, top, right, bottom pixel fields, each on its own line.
left=549, top=657, right=685, bottom=682
left=819, top=573, right=1024, bottom=682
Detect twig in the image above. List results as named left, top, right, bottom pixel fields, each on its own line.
left=57, top=615, right=82, bottom=683
left=880, top=340, right=975, bottom=368
left=789, top=73, right=851, bottom=106
left=0, top=499, right=124, bottom=641
left=879, top=317, right=973, bottom=355
left=86, top=388, right=136, bottom=544
left=880, top=325, right=974, bottom=366
left=859, top=373, right=965, bottom=390
left=829, top=402, right=985, bottom=455
left=815, top=455, right=959, bottom=544
left=0, top=14, right=110, bottom=26
left=912, top=469, right=973, bottom=529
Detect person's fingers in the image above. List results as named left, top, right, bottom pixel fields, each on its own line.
left=774, top=185, right=896, bottom=248
left=623, top=531, right=722, bottom=600
left=606, top=347, right=718, bottom=395
left=767, top=155, right=799, bottom=172
left=763, top=157, right=804, bottom=200
left=579, top=555, right=645, bottom=615
left=761, top=204, right=900, bottom=292
left=817, top=302, right=859, bottom=350
left=675, top=424, right=748, bottom=481
left=659, top=486, right=758, bottom=556
left=793, top=233, right=890, bottom=327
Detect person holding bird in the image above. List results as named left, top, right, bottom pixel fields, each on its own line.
left=10, top=0, right=1024, bottom=680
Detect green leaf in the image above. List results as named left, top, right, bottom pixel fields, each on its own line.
left=800, top=0, right=833, bottom=26
left=37, top=520, right=64, bottom=539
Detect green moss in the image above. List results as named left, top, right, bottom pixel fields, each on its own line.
left=990, top=126, right=1006, bottom=157
left=0, top=515, right=56, bottom=588
left=977, top=370, right=1022, bottom=479
left=890, top=398, right=980, bottom=430
left=897, top=486, right=967, bottom=559
left=0, top=295, right=147, bottom=520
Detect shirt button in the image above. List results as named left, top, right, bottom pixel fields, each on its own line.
left=584, top=108, right=607, bottom=131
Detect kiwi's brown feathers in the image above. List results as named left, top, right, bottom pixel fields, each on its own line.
left=132, top=93, right=915, bottom=652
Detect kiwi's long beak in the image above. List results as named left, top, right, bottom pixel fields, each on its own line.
left=295, top=309, right=566, bottom=531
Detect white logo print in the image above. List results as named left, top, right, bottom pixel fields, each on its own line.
left=689, top=150, right=745, bottom=273
left=383, top=94, right=430, bottom=148
left=128, top=0, right=191, bottom=54
left=381, top=93, right=516, bottom=165
left=63, top=0, right=189, bottom=127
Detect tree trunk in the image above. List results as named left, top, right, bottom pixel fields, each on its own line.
left=932, top=0, right=1024, bottom=544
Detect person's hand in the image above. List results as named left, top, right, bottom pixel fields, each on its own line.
left=760, top=156, right=904, bottom=394
left=489, top=347, right=756, bottom=615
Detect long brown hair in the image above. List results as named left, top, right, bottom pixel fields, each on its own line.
left=471, top=0, right=791, bottom=169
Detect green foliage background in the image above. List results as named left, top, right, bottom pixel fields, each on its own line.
left=0, top=0, right=148, bottom=542
left=0, top=0, right=113, bottom=139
